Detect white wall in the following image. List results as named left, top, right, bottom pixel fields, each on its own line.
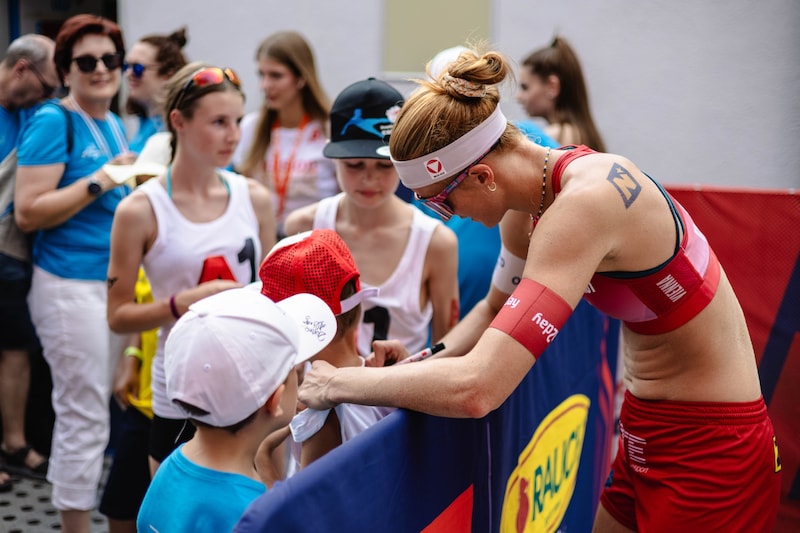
left=117, top=0, right=800, bottom=189
left=495, top=1, right=800, bottom=189
left=117, top=1, right=384, bottom=118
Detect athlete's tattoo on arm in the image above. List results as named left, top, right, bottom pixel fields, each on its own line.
left=606, top=163, right=642, bottom=208
left=107, top=277, right=117, bottom=290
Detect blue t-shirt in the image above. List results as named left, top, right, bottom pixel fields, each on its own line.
left=128, top=114, right=164, bottom=154
left=515, top=120, right=560, bottom=149
left=17, top=101, right=130, bottom=280
left=138, top=444, right=266, bottom=533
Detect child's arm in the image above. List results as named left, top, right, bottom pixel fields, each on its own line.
left=300, top=410, right=342, bottom=468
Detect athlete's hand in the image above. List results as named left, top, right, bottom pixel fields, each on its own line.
left=112, top=354, right=140, bottom=409
left=366, top=339, right=410, bottom=367
left=297, top=360, right=338, bottom=410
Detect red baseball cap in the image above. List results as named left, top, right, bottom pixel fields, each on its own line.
left=259, top=229, right=378, bottom=315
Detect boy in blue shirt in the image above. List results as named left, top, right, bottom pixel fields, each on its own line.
left=137, top=288, right=335, bottom=532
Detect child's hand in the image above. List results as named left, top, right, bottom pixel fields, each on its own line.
left=113, top=353, right=140, bottom=409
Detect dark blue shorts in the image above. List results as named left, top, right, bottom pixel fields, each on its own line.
left=148, top=413, right=195, bottom=463
left=99, top=407, right=152, bottom=520
left=0, top=253, right=38, bottom=351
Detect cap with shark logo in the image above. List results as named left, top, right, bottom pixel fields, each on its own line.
left=323, top=77, right=404, bottom=160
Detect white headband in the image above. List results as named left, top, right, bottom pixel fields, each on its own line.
left=391, top=106, right=507, bottom=189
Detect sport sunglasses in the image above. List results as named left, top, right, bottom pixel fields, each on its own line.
left=123, top=62, right=157, bottom=79
left=71, top=52, right=123, bottom=73
left=415, top=141, right=499, bottom=221
left=174, top=67, right=241, bottom=110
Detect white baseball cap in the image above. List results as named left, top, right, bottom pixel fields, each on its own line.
left=427, top=45, right=470, bottom=81
left=165, top=288, right=336, bottom=427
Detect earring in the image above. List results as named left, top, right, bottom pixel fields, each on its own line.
left=487, top=182, right=497, bottom=192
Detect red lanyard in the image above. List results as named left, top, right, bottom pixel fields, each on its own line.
left=269, top=114, right=310, bottom=218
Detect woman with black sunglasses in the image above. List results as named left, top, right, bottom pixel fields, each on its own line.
left=13, top=13, right=137, bottom=533
left=123, top=27, right=188, bottom=154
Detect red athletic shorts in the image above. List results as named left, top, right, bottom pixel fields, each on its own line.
left=600, top=391, right=781, bottom=532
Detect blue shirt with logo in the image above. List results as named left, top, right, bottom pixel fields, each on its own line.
left=17, top=101, right=129, bottom=280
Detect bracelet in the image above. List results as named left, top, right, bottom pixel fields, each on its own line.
left=169, top=294, right=182, bottom=319
left=124, top=346, right=143, bottom=361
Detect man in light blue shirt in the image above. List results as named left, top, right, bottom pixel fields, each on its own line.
left=0, top=33, right=59, bottom=489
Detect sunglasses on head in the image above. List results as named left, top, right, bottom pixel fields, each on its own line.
left=71, top=52, right=123, bottom=74
left=415, top=141, right=499, bottom=221
left=122, top=62, right=152, bottom=78
left=174, top=67, right=241, bottom=110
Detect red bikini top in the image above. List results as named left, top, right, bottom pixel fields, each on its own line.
left=550, top=146, right=720, bottom=334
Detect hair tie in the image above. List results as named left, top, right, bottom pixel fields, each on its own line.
left=443, top=74, right=486, bottom=97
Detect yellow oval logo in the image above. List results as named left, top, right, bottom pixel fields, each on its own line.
left=500, top=394, right=590, bottom=533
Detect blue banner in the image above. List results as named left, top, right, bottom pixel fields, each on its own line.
left=236, top=300, right=619, bottom=532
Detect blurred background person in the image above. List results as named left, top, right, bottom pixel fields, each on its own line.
left=124, top=27, right=188, bottom=153
left=516, top=36, right=606, bottom=151
left=233, top=31, right=336, bottom=237
left=0, top=32, right=59, bottom=492
left=14, top=14, right=135, bottom=533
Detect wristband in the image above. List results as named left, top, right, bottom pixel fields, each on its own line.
left=124, top=346, right=143, bottom=361
left=169, top=294, right=181, bottom=319
left=489, top=278, right=572, bottom=360
left=491, top=243, right=526, bottom=295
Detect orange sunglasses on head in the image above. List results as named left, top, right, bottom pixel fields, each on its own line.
left=174, top=67, right=241, bottom=109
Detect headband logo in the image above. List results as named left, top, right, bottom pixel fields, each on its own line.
left=425, top=158, right=446, bottom=179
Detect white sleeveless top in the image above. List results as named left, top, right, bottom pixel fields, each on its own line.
left=313, top=192, right=438, bottom=355
left=140, top=171, right=262, bottom=418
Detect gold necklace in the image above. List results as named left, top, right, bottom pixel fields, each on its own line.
left=529, top=147, right=551, bottom=237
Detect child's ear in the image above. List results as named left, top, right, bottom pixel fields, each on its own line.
left=265, top=384, right=285, bottom=417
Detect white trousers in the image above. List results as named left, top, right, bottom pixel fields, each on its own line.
left=28, top=267, right=123, bottom=511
